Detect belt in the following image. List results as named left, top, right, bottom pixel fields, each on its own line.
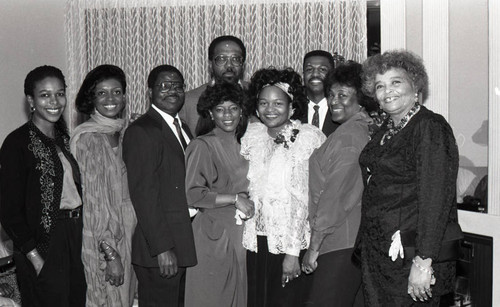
left=57, top=206, right=82, bottom=220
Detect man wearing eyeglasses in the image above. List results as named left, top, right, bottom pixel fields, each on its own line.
left=180, top=35, right=248, bottom=136
left=123, top=65, right=197, bottom=306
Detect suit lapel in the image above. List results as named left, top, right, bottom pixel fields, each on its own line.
left=147, top=108, right=186, bottom=157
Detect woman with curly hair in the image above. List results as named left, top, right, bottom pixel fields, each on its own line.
left=302, top=61, right=378, bottom=306
left=357, top=50, right=462, bottom=306
left=184, top=83, right=254, bottom=307
left=70, top=65, right=137, bottom=306
left=0, top=66, right=86, bottom=306
left=241, top=67, right=325, bottom=307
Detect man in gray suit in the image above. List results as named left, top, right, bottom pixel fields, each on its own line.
left=179, top=35, right=248, bottom=136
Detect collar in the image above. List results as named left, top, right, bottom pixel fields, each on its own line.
left=151, top=104, right=180, bottom=124
left=308, top=97, right=328, bottom=110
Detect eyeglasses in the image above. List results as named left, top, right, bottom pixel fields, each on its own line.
left=213, top=55, right=244, bottom=67
left=155, top=81, right=186, bottom=93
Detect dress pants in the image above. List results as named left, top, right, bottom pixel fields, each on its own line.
left=306, top=248, right=362, bottom=307
left=134, top=264, right=186, bottom=307
left=14, top=216, right=86, bottom=307
left=247, top=236, right=311, bottom=307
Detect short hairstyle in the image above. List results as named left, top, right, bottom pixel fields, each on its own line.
left=303, top=50, right=335, bottom=69
left=248, top=67, right=307, bottom=120
left=362, top=50, right=429, bottom=101
left=147, top=65, right=184, bottom=89
left=24, top=65, right=66, bottom=97
left=75, top=64, right=127, bottom=115
left=208, top=35, right=247, bottom=62
left=324, top=61, right=378, bottom=112
left=196, top=83, right=248, bottom=142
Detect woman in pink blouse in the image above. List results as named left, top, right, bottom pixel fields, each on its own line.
left=302, top=61, right=378, bottom=306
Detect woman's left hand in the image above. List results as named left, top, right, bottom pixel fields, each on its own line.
left=301, top=249, right=319, bottom=274
left=407, top=256, right=433, bottom=302
left=105, top=255, right=124, bottom=287
left=281, top=254, right=301, bottom=287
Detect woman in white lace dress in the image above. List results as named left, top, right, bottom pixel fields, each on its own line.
left=241, top=68, right=326, bottom=307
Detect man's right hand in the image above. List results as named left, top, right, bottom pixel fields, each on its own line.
left=158, top=249, right=178, bottom=278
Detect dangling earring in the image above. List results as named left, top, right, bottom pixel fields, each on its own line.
left=209, top=112, right=214, bottom=121
left=30, top=106, right=35, bottom=113
left=414, top=92, right=419, bottom=103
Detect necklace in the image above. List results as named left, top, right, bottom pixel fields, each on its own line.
left=380, top=103, right=421, bottom=145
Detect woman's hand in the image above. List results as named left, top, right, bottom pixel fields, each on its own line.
left=407, top=256, right=433, bottom=302
left=235, top=195, right=255, bottom=219
left=301, top=249, right=319, bottom=274
left=105, top=254, right=124, bottom=287
left=26, top=249, right=44, bottom=276
left=281, top=254, right=301, bottom=287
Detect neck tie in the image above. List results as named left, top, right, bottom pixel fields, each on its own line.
left=312, top=105, right=320, bottom=128
left=173, top=118, right=188, bottom=150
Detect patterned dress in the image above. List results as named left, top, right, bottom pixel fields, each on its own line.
left=71, top=117, right=137, bottom=307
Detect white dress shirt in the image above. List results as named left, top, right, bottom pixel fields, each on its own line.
left=307, top=98, right=328, bottom=130
left=152, top=104, right=190, bottom=151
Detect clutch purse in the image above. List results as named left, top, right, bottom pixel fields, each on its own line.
left=400, top=222, right=463, bottom=263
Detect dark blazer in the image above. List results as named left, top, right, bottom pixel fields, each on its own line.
left=300, top=106, right=339, bottom=137
left=122, top=107, right=197, bottom=268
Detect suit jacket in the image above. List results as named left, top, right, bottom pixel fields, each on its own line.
left=122, top=107, right=197, bottom=268
left=300, top=107, right=339, bottom=137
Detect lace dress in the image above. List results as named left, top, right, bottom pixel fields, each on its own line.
left=241, top=120, right=326, bottom=256
left=358, top=106, right=459, bottom=305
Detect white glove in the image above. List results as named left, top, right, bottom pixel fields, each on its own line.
left=388, top=230, right=404, bottom=261
left=188, top=207, right=199, bottom=218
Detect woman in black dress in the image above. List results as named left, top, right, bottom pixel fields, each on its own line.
left=357, top=51, right=461, bottom=306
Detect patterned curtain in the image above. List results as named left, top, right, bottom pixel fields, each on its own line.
left=65, top=0, right=367, bottom=129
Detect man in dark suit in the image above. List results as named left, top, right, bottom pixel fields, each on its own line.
left=179, top=35, right=248, bottom=136
left=301, top=50, right=339, bottom=137
left=123, top=65, right=197, bottom=306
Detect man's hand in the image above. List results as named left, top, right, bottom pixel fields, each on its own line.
left=158, top=249, right=178, bottom=278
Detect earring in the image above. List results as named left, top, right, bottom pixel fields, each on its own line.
left=30, top=106, right=35, bottom=112
left=414, top=92, right=419, bottom=102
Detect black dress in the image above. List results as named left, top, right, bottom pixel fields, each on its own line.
left=358, top=106, right=459, bottom=306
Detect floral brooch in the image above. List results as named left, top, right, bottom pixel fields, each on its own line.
left=274, top=127, right=299, bottom=149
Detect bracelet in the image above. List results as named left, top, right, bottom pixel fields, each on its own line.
left=99, top=240, right=111, bottom=252
left=26, top=250, right=39, bottom=260
left=412, top=258, right=434, bottom=275
left=234, top=194, right=239, bottom=205
left=104, top=251, right=118, bottom=262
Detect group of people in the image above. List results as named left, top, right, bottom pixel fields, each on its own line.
left=0, top=34, right=462, bottom=307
